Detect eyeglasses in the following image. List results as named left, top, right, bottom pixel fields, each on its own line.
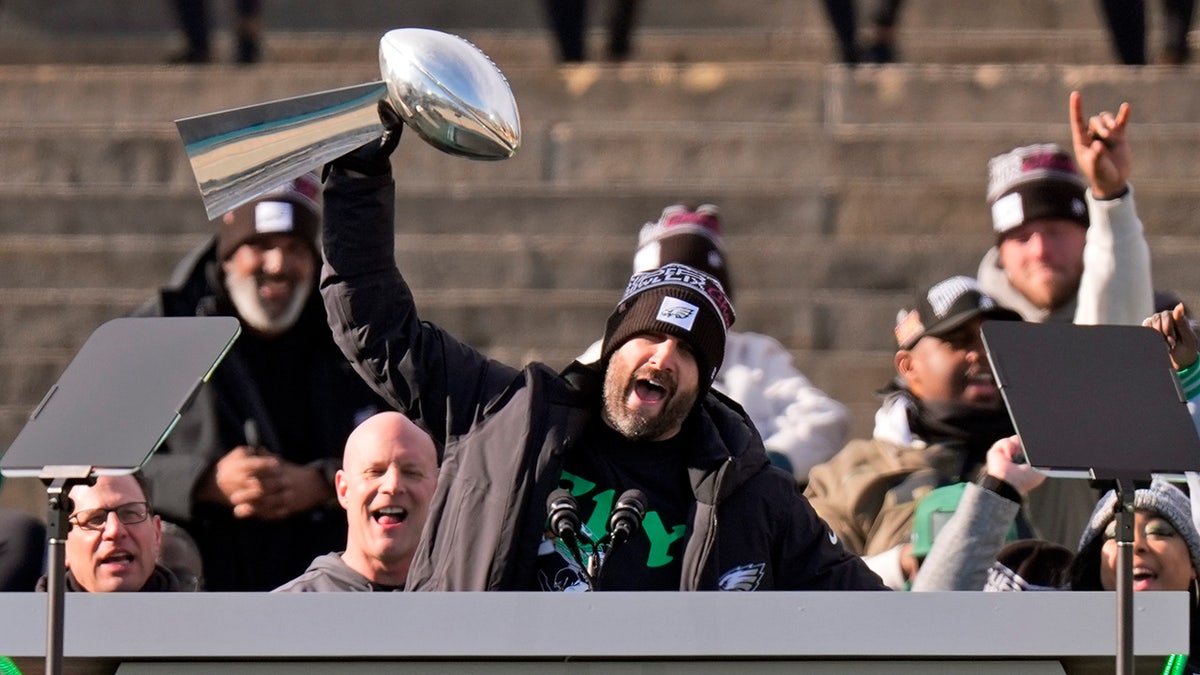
left=69, top=502, right=151, bottom=531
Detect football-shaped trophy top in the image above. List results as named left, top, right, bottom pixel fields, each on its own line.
left=380, top=28, right=521, bottom=160
left=176, top=27, right=522, bottom=218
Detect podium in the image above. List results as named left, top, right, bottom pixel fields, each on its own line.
left=0, top=592, right=1188, bottom=675
left=0, top=317, right=241, bottom=675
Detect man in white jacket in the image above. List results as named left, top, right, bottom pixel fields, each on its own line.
left=977, top=90, right=1152, bottom=328
left=975, top=91, right=1156, bottom=549
left=581, top=204, right=851, bottom=486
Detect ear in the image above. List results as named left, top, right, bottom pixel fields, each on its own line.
left=152, top=515, right=163, bottom=552
left=995, top=240, right=1013, bottom=271
left=895, top=349, right=914, bottom=378
left=895, top=349, right=921, bottom=394
left=335, top=470, right=350, bottom=510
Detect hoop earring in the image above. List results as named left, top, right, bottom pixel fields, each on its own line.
left=1190, top=577, right=1199, bottom=609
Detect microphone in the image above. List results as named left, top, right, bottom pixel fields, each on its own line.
left=546, top=488, right=582, bottom=548
left=606, top=489, right=647, bottom=550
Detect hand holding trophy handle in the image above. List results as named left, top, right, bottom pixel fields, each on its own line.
left=322, top=100, right=405, bottom=180
left=176, top=28, right=521, bottom=220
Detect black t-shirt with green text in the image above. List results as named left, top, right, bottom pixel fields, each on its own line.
left=534, top=420, right=693, bottom=591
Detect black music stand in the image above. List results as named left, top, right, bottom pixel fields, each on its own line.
left=982, top=320, right=1200, bottom=675
left=0, top=316, right=240, bottom=675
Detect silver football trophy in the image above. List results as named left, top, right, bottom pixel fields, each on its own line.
left=176, top=28, right=522, bottom=219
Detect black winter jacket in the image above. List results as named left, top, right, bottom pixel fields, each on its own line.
left=135, top=237, right=384, bottom=591
left=320, top=170, right=886, bottom=592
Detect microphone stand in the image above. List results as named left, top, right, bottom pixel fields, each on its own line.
left=547, top=489, right=647, bottom=591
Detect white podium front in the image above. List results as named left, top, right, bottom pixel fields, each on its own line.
left=0, top=592, right=1189, bottom=674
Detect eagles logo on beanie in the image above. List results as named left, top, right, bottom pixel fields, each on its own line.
left=987, top=143, right=1088, bottom=236
left=600, top=263, right=736, bottom=389
left=217, top=172, right=322, bottom=261
left=632, top=204, right=733, bottom=297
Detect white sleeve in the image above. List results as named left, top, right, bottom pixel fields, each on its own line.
left=1072, top=186, right=1153, bottom=326
left=714, top=332, right=850, bottom=482
left=862, top=545, right=908, bottom=590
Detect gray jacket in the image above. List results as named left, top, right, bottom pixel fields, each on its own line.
left=273, top=553, right=402, bottom=592
left=909, top=483, right=1020, bottom=591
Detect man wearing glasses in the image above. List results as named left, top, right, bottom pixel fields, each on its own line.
left=35, top=474, right=179, bottom=592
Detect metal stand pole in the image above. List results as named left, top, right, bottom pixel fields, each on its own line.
left=1114, top=477, right=1136, bottom=675
left=44, top=478, right=70, bottom=675
left=39, top=468, right=93, bottom=675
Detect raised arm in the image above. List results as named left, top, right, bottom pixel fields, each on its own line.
left=910, top=435, right=1045, bottom=591
left=319, top=109, right=520, bottom=447
left=1069, top=90, right=1152, bottom=326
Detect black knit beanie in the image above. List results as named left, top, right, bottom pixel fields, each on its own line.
left=632, top=204, right=733, bottom=297
left=987, top=143, right=1088, bottom=236
left=600, top=263, right=735, bottom=388
left=217, top=172, right=322, bottom=261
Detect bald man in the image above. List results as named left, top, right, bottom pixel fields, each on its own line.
left=275, top=412, right=438, bottom=591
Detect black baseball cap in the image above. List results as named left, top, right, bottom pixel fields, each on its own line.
left=895, top=276, right=1021, bottom=350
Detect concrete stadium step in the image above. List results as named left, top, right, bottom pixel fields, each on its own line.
left=0, top=28, right=1128, bottom=67
left=7, top=181, right=1200, bottom=240
left=546, top=121, right=1200, bottom=184
left=0, top=0, right=1110, bottom=36
left=4, top=63, right=1197, bottom=128
left=6, top=119, right=1200, bottom=195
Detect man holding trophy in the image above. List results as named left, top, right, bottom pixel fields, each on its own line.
left=176, top=29, right=885, bottom=592
left=313, top=105, right=883, bottom=592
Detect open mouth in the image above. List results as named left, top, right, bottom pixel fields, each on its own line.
left=372, top=506, right=409, bottom=526
left=1131, top=566, right=1158, bottom=589
left=964, top=371, right=999, bottom=398
left=99, top=551, right=134, bottom=567
left=258, top=278, right=292, bottom=299
left=634, top=377, right=667, bottom=403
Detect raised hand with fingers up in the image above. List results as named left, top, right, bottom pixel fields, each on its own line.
left=1069, top=90, right=1132, bottom=200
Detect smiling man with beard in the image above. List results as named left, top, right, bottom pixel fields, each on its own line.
left=316, top=123, right=885, bottom=592
left=135, top=173, right=384, bottom=591
left=805, top=276, right=1022, bottom=589
left=275, top=412, right=437, bottom=592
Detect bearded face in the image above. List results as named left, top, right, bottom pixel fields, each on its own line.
left=222, top=234, right=316, bottom=337
left=601, top=334, right=700, bottom=442
left=997, top=219, right=1086, bottom=312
